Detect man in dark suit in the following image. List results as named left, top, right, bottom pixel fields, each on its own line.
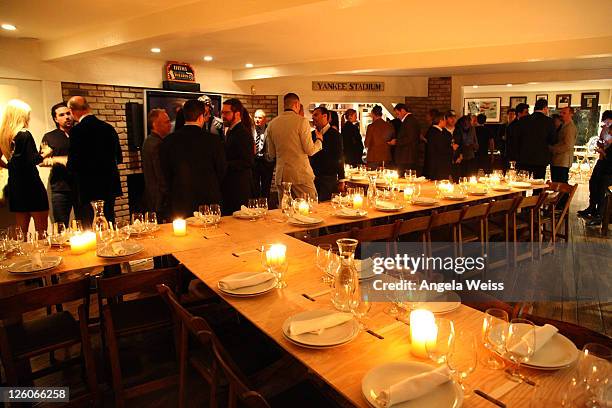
left=341, top=108, right=364, bottom=166
left=390, top=103, right=421, bottom=176
left=517, top=99, right=556, bottom=179
left=506, top=103, right=529, bottom=166
left=424, top=112, right=453, bottom=180
left=67, top=96, right=122, bottom=227
left=160, top=99, right=226, bottom=219
left=220, top=98, right=255, bottom=215
left=252, top=109, right=274, bottom=200
left=142, top=108, right=171, bottom=217
left=310, top=106, right=345, bottom=201
left=474, top=113, right=495, bottom=173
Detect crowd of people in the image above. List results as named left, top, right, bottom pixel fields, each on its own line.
left=0, top=92, right=610, bottom=234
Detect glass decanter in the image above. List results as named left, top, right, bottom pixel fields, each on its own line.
left=331, top=238, right=359, bottom=312
left=91, top=200, right=109, bottom=239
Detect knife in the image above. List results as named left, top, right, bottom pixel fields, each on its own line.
left=474, top=389, right=506, bottom=408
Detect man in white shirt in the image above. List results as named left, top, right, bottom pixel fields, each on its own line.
left=265, top=93, right=322, bottom=200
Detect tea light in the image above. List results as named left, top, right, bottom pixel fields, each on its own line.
left=404, top=185, right=415, bottom=201
left=353, top=194, right=363, bottom=209
left=410, top=309, right=438, bottom=358
left=469, top=176, right=478, bottom=185
left=70, top=231, right=96, bottom=254
left=173, top=219, right=187, bottom=236
left=298, top=200, right=310, bottom=216
left=266, top=244, right=286, bottom=265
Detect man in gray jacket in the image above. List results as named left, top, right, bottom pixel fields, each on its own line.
left=550, top=107, right=577, bottom=183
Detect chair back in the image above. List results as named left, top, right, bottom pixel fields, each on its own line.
left=351, top=220, right=402, bottom=242
left=397, top=215, right=431, bottom=236
left=522, top=313, right=612, bottom=350
left=488, top=197, right=522, bottom=216
left=0, top=275, right=91, bottom=320
left=303, top=230, right=353, bottom=247
left=97, top=266, right=180, bottom=301
left=460, top=203, right=490, bottom=222
left=156, top=284, right=213, bottom=336
left=428, top=209, right=463, bottom=229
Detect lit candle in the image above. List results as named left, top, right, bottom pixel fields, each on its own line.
left=173, top=219, right=187, bottom=236
left=404, top=185, right=414, bottom=201
left=85, top=231, right=97, bottom=250
left=298, top=201, right=310, bottom=216
left=469, top=176, right=478, bottom=185
left=353, top=194, right=363, bottom=209
left=410, top=309, right=438, bottom=358
left=70, top=231, right=96, bottom=254
left=266, top=244, right=287, bottom=266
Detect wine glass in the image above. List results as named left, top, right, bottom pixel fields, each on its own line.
left=257, top=198, right=268, bottom=219
left=426, top=318, right=455, bottom=365
left=261, top=244, right=288, bottom=289
left=247, top=199, right=259, bottom=221
left=115, top=219, right=131, bottom=241
left=331, top=193, right=342, bottom=210
left=52, top=222, right=68, bottom=252
left=350, top=283, right=371, bottom=330
left=71, top=220, right=83, bottom=234
left=209, top=204, right=222, bottom=227
left=38, top=231, right=51, bottom=255
left=145, top=211, right=158, bottom=238
left=326, top=248, right=340, bottom=287
left=316, top=244, right=332, bottom=284
left=504, top=318, right=535, bottom=382
left=574, top=343, right=612, bottom=406
left=482, top=308, right=509, bottom=369
left=447, top=330, right=478, bottom=394
left=131, top=212, right=145, bottom=237
left=0, top=240, right=8, bottom=268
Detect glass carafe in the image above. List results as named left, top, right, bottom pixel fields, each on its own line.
left=331, top=238, right=359, bottom=312
left=367, top=175, right=377, bottom=208
left=280, top=182, right=293, bottom=218
left=91, top=200, right=109, bottom=237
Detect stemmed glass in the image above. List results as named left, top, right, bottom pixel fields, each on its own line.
left=504, top=318, right=535, bottom=382
left=316, top=244, right=332, bottom=284
left=447, top=330, right=478, bottom=394
left=247, top=199, right=259, bottom=221
left=564, top=343, right=612, bottom=407
left=71, top=220, right=83, bottom=234
left=482, top=308, right=509, bottom=369
left=427, top=318, right=455, bottom=365
left=257, top=198, right=268, bottom=219
left=349, top=282, right=371, bottom=330
left=131, top=212, right=145, bottom=238
left=210, top=204, right=222, bottom=227
left=8, top=226, right=24, bottom=255
left=115, top=219, right=131, bottom=241
left=145, top=211, right=158, bottom=238
left=52, top=222, right=68, bottom=252
left=261, top=244, right=288, bottom=289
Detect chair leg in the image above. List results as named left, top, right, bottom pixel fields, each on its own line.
left=78, top=305, right=99, bottom=406
left=103, top=307, right=125, bottom=408
left=179, top=324, right=188, bottom=408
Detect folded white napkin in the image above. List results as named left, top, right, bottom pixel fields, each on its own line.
left=290, top=213, right=320, bottom=224
left=415, top=176, right=427, bottom=182
left=376, top=200, right=397, bottom=209
left=239, top=205, right=259, bottom=216
left=338, top=208, right=365, bottom=217
left=289, top=312, right=353, bottom=336
left=111, top=242, right=126, bottom=256
left=219, top=272, right=275, bottom=290
left=512, top=324, right=558, bottom=356
left=31, top=252, right=43, bottom=268
left=378, top=365, right=451, bottom=407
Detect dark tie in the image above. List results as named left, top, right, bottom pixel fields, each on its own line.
left=255, top=129, right=263, bottom=156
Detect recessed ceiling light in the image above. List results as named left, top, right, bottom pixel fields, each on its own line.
left=1, top=24, right=17, bottom=31
left=472, top=85, right=478, bottom=89
left=245, top=63, right=254, bottom=68
left=150, top=47, right=161, bottom=53
left=203, top=56, right=213, bottom=62
left=506, top=83, right=513, bottom=87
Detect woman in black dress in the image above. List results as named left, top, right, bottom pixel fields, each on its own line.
left=0, top=99, right=49, bottom=235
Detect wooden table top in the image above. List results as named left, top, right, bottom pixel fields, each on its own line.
left=2, top=182, right=572, bottom=407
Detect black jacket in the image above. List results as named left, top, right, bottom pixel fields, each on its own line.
left=394, top=114, right=421, bottom=165
left=517, top=112, right=556, bottom=167
left=424, top=127, right=453, bottom=180
left=310, top=126, right=345, bottom=180
left=67, top=115, right=122, bottom=204
left=222, top=122, right=255, bottom=214
left=160, top=125, right=226, bottom=218
left=506, top=116, right=527, bottom=162
left=341, top=122, right=364, bottom=166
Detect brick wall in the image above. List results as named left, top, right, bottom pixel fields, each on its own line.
left=405, top=77, right=452, bottom=127
left=61, top=82, right=278, bottom=221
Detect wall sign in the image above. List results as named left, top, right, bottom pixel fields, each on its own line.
left=165, top=61, right=196, bottom=83
left=581, top=92, right=599, bottom=109
left=312, top=81, right=385, bottom=92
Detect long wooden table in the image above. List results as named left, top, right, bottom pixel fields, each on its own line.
left=1, top=183, right=574, bottom=407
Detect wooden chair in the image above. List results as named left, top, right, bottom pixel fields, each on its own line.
left=539, top=182, right=577, bottom=250
left=457, top=203, right=490, bottom=256
left=513, top=192, right=548, bottom=263
left=97, top=267, right=181, bottom=408
left=0, top=276, right=98, bottom=405
left=397, top=215, right=431, bottom=256
left=303, top=230, right=354, bottom=247
left=425, top=209, right=463, bottom=258
left=485, top=197, right=523, bottom=269
left=520, top=314, right=612, bottom=350
left=351, top=219, right=402, bottom=258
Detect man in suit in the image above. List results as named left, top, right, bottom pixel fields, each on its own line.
left=160, top=99, right=226, bottom=219
left=364, top=105, right=394, bottom=169
left=220, top=98, right=254, bottom=214
left=423, top=112, right=453, bottom=180
left=198, top=95, right=224, bottom=140
left=516, top=98, right=556, bottom=179
left=550, top=107, right=577, bottom=183
left=498, top=108, right=516, bottom=169
left=265, top=93, right=323, bottom=200
left=389, top=103, right=421, bottom=176
left=506, top=103, right=530, bottom=165
left=341, top=109, right=364, bottom=166
left=67, top=96, right=122, bottom=227
left=142, top=108, right=171, bottom=218
left=474, top=113, right=495, bottom=173
left=310, top=106, right=344, bottom=201
left=252, top=109, right=274, bottom=200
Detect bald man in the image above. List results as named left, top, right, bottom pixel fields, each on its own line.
left=67, top=96, right=122, bottom=226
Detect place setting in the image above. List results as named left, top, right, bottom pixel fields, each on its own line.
left=188, top=203, right=222, bottom=226
left=282, top=309, right=360, bottom=349
left=331, top=191, right=368, bottom=219
left=5, top=231, right=62, bottom=274
left=232, top=199, right=268, bottom=221
left=436, top=180, right=467, bottom=202
left=286, top=198, right=324, bottom=226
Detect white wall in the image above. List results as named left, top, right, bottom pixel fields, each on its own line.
left=463, top=89, right=611, bottom=110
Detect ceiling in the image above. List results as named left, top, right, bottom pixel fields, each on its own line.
left=1, top=0, right=611, bottom=79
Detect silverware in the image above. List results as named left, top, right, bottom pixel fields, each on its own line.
left=474, top=389, right=506, bottom=408
left=301, top=293, right=315, bottom=302
left=365, top=329, right=384, bottom=340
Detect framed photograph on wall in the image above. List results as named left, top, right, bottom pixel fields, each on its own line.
left=463, top=97, right=501, bottom=123
left=535, top=94, right=548, bottom=103
left=556, top=94, right=572, bottom=109
left=581, top=92, right=599, bottom=109
left=509, top=96, right=527, bottom=109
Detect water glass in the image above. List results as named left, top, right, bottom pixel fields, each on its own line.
left=427, top=318, right=455, bottom=365
left=504, top=318, right=535, bottom=382
left=350, top=284, right=371, bottom=329
left=247, top=199, right=259, bottom=221
left=131, top=212, right=145, bottom=236
left=71, top=220, right=83, bottom=234
left=210, top=204, right=222, bottom=226
left=257, top=198, right=268, bottom=217
left=316, top=244, right=332, bottom=283
left=447, top=330, right=478, bottom=393
left=482, top=308, right=509, bottom=369
left=115, top=219, right=131, bottom=241
left=145, top=211, right=158, bottom=238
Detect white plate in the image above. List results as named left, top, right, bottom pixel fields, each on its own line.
left=509, top=181, right=531, bottom=188
left=287, top=216, right=324, bottom=226
left=96, top=241, right=144, bottom=258
left=362, top=361, right=463, bottom=408
left=443, top=194, right=467, bottom=201
left=491, top=185, right=512, bottom=192
left=467, top=190, right=488, bottom=196
left=350, top=175, right=368, bottom=181
left=375, top=203, right=404, bottom=212
left=233, top=211, right=265, bottom=220
left=504, top=323, right=578, bottom=369
left=7, top=256, right=62, bottom=274
left=217, top=272, right=277, bottom=297
left=412, top=177, right=429, bottom=184
left=282, top=310, right=359, bottom=348
left=128, top=224, right=160, bottom=235
left=412, top=197, right=438, bottom=206
left=415, top=292, right=461, bottom=314
left=529, top=179, right=546, bottom=186
left=335, top=209, right=368, bottom=219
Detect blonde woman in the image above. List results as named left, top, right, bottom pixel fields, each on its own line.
left=0, top=99, right=49, bottom=236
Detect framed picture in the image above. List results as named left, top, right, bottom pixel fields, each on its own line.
left=509, top=96, right=527, bottom=109
left=581, top=92, right=599, bottom=109
left=463, top=97, right=501, bottom=123
left=536, top=94, right=548, bottom=103
left=556, top=94, right=572, bottom=109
